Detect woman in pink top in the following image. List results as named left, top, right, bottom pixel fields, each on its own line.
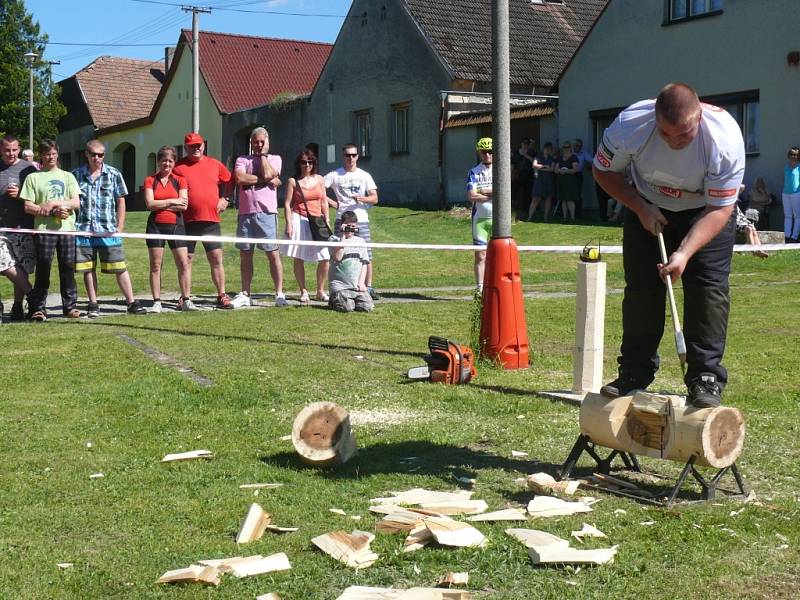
left=282, top=150, right=330, bottom=303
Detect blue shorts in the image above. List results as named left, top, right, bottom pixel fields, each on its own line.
left=236, top=212, right=278, bottom=252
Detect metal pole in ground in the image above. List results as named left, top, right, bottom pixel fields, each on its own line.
left=24, top=52, right=37, bottom=151
left=479, top=0, right=530, bottom=369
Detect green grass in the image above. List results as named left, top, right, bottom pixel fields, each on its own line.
left=0, top=208, right=799, bottom=599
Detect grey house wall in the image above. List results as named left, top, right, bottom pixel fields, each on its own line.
left=302, top=0, right=453, bottom=206
left=221, top=99, right=310, bottom=176
left=558, top=0, right=800, bottom=226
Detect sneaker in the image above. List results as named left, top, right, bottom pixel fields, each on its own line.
left=178, top=297, right=199, bottom=312
left=151, top=300, right=163, bottom=313
left=231, top=291, right=251, bottom=308
left=299, top=290, right=310, bottom=304
left=600, top=375, right=648, bottom=398
left=10, top=302, right=25, bottom=321
left=30, top=309, right=47, bottom=322
left=64, top=308, right=82, bottom=319
left=368, top=287, right=381, bottom=301
left=216, top=293, right=234, bottom=310
left=86, top=302, right=100, bottom=319
left=275, top=294, right=288, bottom=307
left=687, top=373, right=722, bottom=409
left=127, top=300, right=147, bottom=315
left=315, top=291, right=330, bottom=302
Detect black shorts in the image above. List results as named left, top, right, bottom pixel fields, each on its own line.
left=184, top=220, right=223, bottom=253
left=146, top=214, right=188, bottom=249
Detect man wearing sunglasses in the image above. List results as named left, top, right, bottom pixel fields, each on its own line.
left=73, top=139, right=146, bottom=317
left=324, top=144, right=379, bottom=300
left=468, top=137, right=494, bottom=291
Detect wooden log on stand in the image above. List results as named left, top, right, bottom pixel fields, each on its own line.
left=579, top=391, right=745, bottom=468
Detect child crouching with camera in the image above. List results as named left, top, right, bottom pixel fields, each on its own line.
left=327, top=210, right=373, bottom=313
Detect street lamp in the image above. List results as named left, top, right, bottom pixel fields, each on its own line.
left=24, top=51, right=37, bottom=152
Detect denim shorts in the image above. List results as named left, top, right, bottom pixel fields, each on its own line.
left=236, top=212, right=278, bottom=252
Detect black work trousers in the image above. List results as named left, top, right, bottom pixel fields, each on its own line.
left=29, top=233, right=78, bottom=314
left=618, top=206, right=735, bottom=388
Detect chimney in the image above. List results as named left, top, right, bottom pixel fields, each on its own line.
left=164, top=47, right=175, bottom=73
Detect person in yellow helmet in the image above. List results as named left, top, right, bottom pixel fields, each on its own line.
left=467, top=137, right=493, bottom=291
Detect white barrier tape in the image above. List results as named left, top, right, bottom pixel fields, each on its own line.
left=0, top=227, right=797, bottom=254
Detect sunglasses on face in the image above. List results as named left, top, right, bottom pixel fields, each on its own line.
left=343, top=153, right=358, bottom=158
left=188, top=144, right=202, bottom=150
left=480, top=150, right=493, bottom=154
left=88, top=152, right=105, bottom=158
left=300, top=160, right=314, bottom=166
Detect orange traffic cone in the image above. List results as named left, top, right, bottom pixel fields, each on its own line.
left=479, top=237, right=529, bottom=369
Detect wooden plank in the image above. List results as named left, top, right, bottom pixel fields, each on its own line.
left=161, top=449, right=213, bottom=462
left=466, top=508, right=527, bottom=522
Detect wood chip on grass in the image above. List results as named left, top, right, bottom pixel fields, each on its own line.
left=505, top=528, right=617, bottom=566
left=161, top=449, right=213, bottom=463
left=336, top=586, right=473, bottom=599
left=527, top=495, right=593, bottom=518
left=312, top=530, right=379, bottom=569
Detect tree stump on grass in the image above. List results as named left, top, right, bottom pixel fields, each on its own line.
left=579, top=391, right=745, bottom=468
left=292, top=402, right=356, bottom=466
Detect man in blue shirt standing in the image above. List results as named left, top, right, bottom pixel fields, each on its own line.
left=73, top=140, right=145, bottom=317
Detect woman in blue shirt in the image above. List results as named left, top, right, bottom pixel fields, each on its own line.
left=783, top=146, right=800, bottom=241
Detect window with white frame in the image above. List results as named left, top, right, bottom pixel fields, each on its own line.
left=702, top=92, right=760, bottom=154
left=354, top=109, right=372, bottom=158
left=390, top=102, right=410, bottom=154
left=669, top=0, right=723, bottom=21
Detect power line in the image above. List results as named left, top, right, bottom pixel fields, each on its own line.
left=129, top=0, right=347, bottom=17
left=47, top=42, right=175, bottom=47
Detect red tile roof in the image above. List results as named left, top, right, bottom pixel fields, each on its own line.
left=74, top=56, right=165, bottom=129
left=182, top=30, right=332, bottom=114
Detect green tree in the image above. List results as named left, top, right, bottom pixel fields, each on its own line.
left=0, top=0, right=66, bottom=148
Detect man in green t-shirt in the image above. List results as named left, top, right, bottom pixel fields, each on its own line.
left=19, top=139, right=81, bottom=321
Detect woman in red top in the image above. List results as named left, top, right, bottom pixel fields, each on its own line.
left=282, top=150, right=330, bottom=303
left=143, top=146, right=192, bottom=312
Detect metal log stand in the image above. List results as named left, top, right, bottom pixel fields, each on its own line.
left=558, top=433, right=749, bottom=507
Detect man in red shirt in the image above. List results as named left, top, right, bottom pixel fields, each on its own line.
left=173, top=132, right=234, bottom=309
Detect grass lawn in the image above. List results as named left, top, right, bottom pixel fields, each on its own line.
left=0, top=207, right=798, bottom=599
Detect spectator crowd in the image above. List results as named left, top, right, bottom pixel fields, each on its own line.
left=0, top=129, right=378, bottom=321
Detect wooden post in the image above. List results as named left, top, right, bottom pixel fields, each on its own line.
left=579, top=391, right=745, bottom=468
left=573, top=261, right=606, bottom=394
left=291, top=402, right=356, bottom=466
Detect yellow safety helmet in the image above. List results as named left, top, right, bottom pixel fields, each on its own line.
left=476, top=137, right=493, bottom=152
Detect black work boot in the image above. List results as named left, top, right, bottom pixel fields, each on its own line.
left=600, top=375, right=648, bottom=398
left=687, top=373, right=722, bottom=408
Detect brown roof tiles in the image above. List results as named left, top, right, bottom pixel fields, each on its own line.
left=73, top=56, right=165, bottom=129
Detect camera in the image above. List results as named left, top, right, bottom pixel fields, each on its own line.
left=342, top=223, right=358, bottom=234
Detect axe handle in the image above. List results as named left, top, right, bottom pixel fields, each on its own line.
left=657, top=231, right=687, bottom=367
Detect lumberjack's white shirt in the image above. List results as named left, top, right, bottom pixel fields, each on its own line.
left=594, top=99, right=745, bottom=212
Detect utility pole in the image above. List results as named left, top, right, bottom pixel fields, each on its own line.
left=491, top=0, right=511, bottom=238
left=182, top=5, right=211, bottom=133
left=24, top=52, right=37, bottom=152
left=45, top=60, right=61, bottom=88
left=478, top=0, right=530, bottom=371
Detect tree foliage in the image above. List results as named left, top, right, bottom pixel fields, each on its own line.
left=0, top=0, right=66, bottom=147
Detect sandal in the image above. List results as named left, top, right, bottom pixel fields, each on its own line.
left=299, top=290, right=310, bottom=304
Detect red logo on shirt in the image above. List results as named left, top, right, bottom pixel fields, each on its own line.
left=658, top=186, right=682, bottom=199
left=708, top=187, right=737, bottom=198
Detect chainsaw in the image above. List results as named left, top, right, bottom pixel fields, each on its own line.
left=407, top=336, right=477, bottom=384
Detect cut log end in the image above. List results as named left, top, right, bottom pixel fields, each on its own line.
left=292, top=402, right=356, bottom=466
left=702, top=406, right=746, bottom=468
